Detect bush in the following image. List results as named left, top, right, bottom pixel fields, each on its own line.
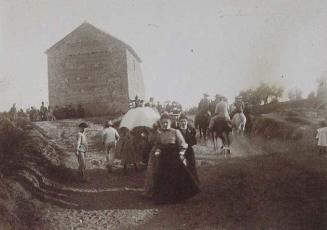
left=0, top=119, right=32, bottom=167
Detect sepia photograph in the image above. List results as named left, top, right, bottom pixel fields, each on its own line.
left=1, top=0, right=327, bottom=229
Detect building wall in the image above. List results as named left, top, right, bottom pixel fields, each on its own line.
left=48, top=41, right=129, bottom=116
left=126, top=49, right=145, bottom=100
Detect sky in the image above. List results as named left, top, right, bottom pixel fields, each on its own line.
left=1, top=0, right=327, bottom=111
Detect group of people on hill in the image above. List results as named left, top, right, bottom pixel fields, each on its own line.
left=129, top=96, right=183, bottom=115
left=196, top=93, right=250, bottom=154
left=4, top=102, right=86, bottom=122
left=199, top=93, right=251, bottom=128
left=75, top=111, right=200, bottom=204
left=198, top=93, right=249, bottom=118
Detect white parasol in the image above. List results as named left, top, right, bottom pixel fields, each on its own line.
left=119, top=107, right=160, bottom=130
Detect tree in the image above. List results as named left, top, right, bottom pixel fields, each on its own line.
left=288, top=89, right=296, bottom=101
left=295, top=88, right=303, bottom=100
left=307, top=91, right=315, bottom=99
left=238, top=83, right=284, bottom=105
left=271, top=86, right=284, bottom=101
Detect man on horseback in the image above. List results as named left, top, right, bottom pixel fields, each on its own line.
left=198, top=93, right=210, bottom=115
left=230, top=96, right=244, bottom=118
left=209, top=95, right=232, bottom=153
left=195, top=94, right=211, bottom=140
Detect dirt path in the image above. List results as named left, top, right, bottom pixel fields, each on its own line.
left=23, top=120, right=327, bottom=229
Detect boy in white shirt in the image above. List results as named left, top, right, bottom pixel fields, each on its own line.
left=76, top=122, right=88, bottom=182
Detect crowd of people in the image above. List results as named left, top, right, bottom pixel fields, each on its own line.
left=129, top=96, right=183, bottom=115
left=3, top=96, right=181, bottom=123
left=198, top=93, right=251, bottom=130
left=3, top=102, right=86, bottom=122
left=76, top=111, right=200, bottom=204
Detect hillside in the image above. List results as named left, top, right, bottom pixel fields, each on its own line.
left=0, top=100, right=327, bottom=229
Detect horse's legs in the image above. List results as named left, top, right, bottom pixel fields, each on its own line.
left=211, top=132, right=216, bottom=150
left=221, top=132, right=231, bottom=155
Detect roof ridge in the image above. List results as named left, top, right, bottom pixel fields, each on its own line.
left=45, top=22, right=141, bottom=62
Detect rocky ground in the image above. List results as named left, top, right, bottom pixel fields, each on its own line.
left=1, top=106, right=327, bottom=229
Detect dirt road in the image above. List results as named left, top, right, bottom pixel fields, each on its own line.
left=10, top=119, right=327, bottom=230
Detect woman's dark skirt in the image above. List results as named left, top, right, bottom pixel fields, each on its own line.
left=153, top=144, right=200, bottom=204
left=185, top=146, right=200, bottom=184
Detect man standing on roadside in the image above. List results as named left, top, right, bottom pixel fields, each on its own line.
left=76, top=122, right=89, bottom=182
left=102, top=120, right=120, bottom=173
left=9, top=103, right=17, bottom=121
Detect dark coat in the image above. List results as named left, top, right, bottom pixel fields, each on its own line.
left=177, top=125, right=199, bottom=183
left=178, top=126, right=197, bottom=147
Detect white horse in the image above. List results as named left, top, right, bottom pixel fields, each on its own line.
left=231, top=111, right=247, bottom=136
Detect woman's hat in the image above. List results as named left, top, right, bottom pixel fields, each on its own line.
left=179, top=113, right=188, bottom=121
left=160, top=112, right=171, bottom=120
left=78, top=122, right=88, bottom=128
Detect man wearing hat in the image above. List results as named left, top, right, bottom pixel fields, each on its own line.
left=76, top=122, right=89, bottom=182
left=102, top=120, right=120, bottom=173
left=230, top=96, right=245, bottom=118
left=198, top=93, right=210, bottom=115
left=209, top=95, right=232, bottom=153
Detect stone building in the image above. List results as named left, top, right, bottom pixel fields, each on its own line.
left=45, top=22, right=145, bottom=116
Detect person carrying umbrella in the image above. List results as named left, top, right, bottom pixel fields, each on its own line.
left=177, top=114, right=199, bottom=183
left=152, top=113, right=200, bottom=204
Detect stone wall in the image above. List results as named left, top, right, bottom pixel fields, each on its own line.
left=47, top=23, right=144, bottom=116
left=48, top=46, right=129, bottom=116
left=126, top=49, right=145, bottom=100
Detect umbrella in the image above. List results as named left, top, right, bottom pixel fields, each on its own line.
left=120, top=107, right=160, bottom=130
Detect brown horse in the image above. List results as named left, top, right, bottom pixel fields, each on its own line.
left=208, top=116, right=233, bottom=154
left=194, top=112, right=210, bottom=141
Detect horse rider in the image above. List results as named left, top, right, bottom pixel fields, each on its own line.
left=214, top=95, right=230, bottom=120
left=198, top=93, right=210, bottom=115
left=209, top=94, right=232, bottom=153
left=230, top=96, right=245, bottom=118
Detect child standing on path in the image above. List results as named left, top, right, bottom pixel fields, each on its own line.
left=76, top=122, right=88, bottom=182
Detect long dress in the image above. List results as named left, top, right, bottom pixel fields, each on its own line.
left=177, top=126, right=200, bottom=183
left=152, top=128, right=200, bottom=204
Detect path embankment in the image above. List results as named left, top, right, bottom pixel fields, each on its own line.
left=1, top=105, right=327, bottom=229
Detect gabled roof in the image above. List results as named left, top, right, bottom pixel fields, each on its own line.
left=45, top=22, right=141, bottom=62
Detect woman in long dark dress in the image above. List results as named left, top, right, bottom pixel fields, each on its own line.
left=152, top=113, right=200, bottom=204
left=177, top=114, right=200, bottom=183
